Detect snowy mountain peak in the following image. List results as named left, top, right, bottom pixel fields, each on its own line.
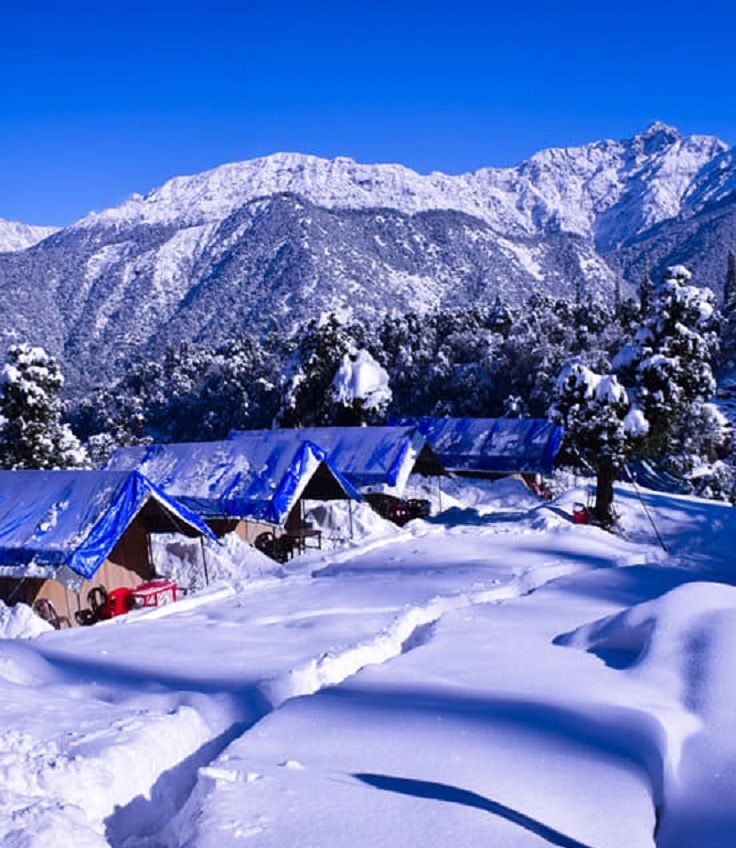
left=0, top=218, right=58, bottom=253
left=73, top=123, right=730, bottom=251
left=637, top=120, right=681, bottom=140
left=1, top=123, right=734, bottom=393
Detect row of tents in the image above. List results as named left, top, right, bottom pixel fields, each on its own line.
left=0, top=419, right=563, bottom=627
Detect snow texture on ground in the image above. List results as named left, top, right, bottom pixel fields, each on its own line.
left=1, top=478, right=735, bottom=846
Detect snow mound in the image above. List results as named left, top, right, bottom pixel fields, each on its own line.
left=557, top=581, right=736, bottom=846
left=0, top=793, right=108, bottom=847
left=152, top=532, right=286, bottom=589
left=304, top=499, right=399, bottom=549
left=404, top=474, right=541, bottom=514
left=557, top=581, right=736, bottom=676
left=0, top=601, right=52, bottom=640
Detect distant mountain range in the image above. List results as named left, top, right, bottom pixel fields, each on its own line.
left=0, top=218, right=58, bottom=253
left=1, top=121, right=735, bottom=392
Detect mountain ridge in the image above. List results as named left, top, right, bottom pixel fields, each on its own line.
left=67, top=122, right=730, bottom=251
left=1, top=121, right=735, bottom=393
left=0, top=218, right=58, bottom=254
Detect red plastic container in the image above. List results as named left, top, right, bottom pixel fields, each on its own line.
left=101, top=587, right=135, bottom=619
left=130, top=579, right=178, bottom=610
left=572, top=503, right=590, bottom=525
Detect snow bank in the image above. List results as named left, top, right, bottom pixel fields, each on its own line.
left=0, top=601, right=52, bottom=640
left=405, top=473, right=541, bottom=514
left=558, top=581, right=736, bottom=847
left=303, top=499, right=399, bottom=549
left=152, top=532, right=286, bottom=589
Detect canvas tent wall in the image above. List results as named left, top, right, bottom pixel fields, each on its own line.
left=0, top=470, right=213, bottom=625
left=390, top=417, right=563, bottom=478
left=105, top=436, right=360, bottom=542
left=228, top=426, right=445, bottom=496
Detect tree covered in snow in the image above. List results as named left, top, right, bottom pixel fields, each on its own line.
left=639, top=262, right=654, bottom=316
left=0, top=344, right=87, bottom=470
left=550, top=363, right=635, bottom=525
left=720, top=250, right=736, bottom=368
left=665, top=401, right=729, bottom=478
left=73, top=334, right=281, bottom=452
left=59, top=287, right=656, bottom=469
left=617, top=265, right=721, bottom=460
left=278, top=315, right=365, bottom=427
left=330, top=349, right=392, bottom=425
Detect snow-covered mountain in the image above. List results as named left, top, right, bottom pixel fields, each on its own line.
left=0, top=217, right=57, bottom=253
left=0, top=121, right=734, bottom=391
left=77, top=121, right=727, bottom=250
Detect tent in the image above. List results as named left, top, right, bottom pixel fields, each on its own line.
left=620, top=458, right=692, bottom=495
left=228, top=426, right=446, bottom=495
left=390, top=417, right=563, bottom=477
left=0, top=469, right=214, bottom=624
left=105, top=436, right=360, bottom=536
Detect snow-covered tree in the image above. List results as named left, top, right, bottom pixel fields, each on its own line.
left=502, top=394, right=528, bottom=418
left=278, top=315, right=360, bottom=427
left=725, top=249, right=736, bottom=307
left=666, top=401, right=729, bottom=477
left=639, top=262, right=654, bottom=316
left=330, top=349, right=392, bottom=425
left=0, top=344, right=87, bottom=469
left=618, top=265, right=720, bottom=458
left=550, top=363, right=638, bottom=525
left=720, top=250, right=736, bottom=367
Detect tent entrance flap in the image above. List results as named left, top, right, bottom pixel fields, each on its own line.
left=301, top=462, right=352, bottom=500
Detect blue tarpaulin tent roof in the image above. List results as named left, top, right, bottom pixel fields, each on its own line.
left=389, top=417, right=563, bottom=476
left=106, top=435, right=359, bottom=525
left=0, top=470, right=214, bottom=585
left=620, top=459, right=692, bottom=495
left=228, top=426, right=436, bottom=493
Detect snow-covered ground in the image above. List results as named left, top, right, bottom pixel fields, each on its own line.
left=2, top=479, right=736, bottom=847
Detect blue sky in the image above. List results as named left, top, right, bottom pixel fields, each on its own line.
left=1, top=0, right=735, bottom=225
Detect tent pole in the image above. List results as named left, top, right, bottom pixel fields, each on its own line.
left=146, top=533, right=155, bottom=577
left=200, top=536, right=210, bottom=587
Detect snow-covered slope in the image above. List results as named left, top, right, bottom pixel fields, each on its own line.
left=3, top=481, right=736, bottom=846
left=0, top=217, right=57, bottom=253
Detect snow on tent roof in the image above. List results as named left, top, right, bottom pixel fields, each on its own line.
left=106, top=436, right=359, bottom=525
left=0, top=470, right=214, bottom=586
left=227, top=426, right=432, bottom=492
left=389, top=417, right=563, bottom=476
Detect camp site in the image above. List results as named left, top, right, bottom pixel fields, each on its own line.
left=3, top=14, right=736, bottom=840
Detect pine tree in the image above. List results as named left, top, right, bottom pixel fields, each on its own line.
left=0, top=344, right=87, bottom=469
left=720, top=250, right=736, bottom=367
left=725, top=250, right=736, bottom=308
left=625, top=265, right=720, bottom=457
left=640, top=261, right=654, bottom=316
left=278, top=315, right=358, bottom=427
left=330, top=349, right=392, bottom=425
left=550, top=363, right=633, bottom=525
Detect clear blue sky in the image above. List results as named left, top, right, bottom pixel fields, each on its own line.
left=1, top=0, right=735, bottom=225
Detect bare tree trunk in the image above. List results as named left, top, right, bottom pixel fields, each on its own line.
left=594, top=458, right=617, bottom=526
